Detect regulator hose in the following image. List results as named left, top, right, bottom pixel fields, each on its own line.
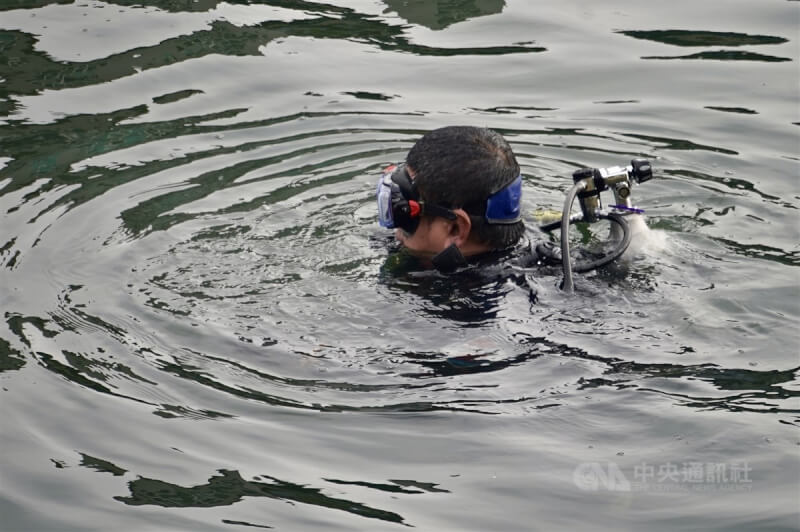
left=572, top=212, right=630, bottom=273
left=544, top=181, right=632, bottom=293
left=559, top=180, right=585, bottom=293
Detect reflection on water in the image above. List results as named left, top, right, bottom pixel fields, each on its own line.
left=618, top=29, right=788, bottom=47
left=115, top=469, right=407, bottom=524
left=384, top=0, right=506, bottom=30
left=0, top=0, right=538, bottom=115
left=0, top=337, right=25, bottom=371
left=704, top=106, right=758, bottom=115
left=643, top=50, right=791, bottom=62
left=1, top=0, right=799, bottom=530
left=618, top=29, right=792, bottom=62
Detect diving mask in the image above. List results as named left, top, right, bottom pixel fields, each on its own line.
left=376, top=163, right=522, bottom=234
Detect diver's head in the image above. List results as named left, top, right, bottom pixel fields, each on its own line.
left=376, top=126, right=524, bottom=269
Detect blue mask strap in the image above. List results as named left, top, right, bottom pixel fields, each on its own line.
left=485, top=175, right=522, bottom=224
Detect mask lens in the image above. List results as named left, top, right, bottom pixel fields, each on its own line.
left=376, top=163, right=423, bottom=235
left=376, top=169, right=397, bottom=228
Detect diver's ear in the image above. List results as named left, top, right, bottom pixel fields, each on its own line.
left=449, top=209, right=473, bottom=247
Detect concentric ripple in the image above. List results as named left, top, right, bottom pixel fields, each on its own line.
left=1, top=1, right=798, bottom=530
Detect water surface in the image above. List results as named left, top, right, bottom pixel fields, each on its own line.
left=1, top=1, right=798, bottom=530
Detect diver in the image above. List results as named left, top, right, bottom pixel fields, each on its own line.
left=376, top=125, right=525, bottom=273
left=376, top=125, right=652, bottom=292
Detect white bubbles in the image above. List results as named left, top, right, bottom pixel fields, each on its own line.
left=621, top=215, right=669, bottom=259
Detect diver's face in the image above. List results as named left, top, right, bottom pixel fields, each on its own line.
left=394, top=215, right=454, bottom=260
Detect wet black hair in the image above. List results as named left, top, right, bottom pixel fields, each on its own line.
left=406, top=126, right=525, bottom=250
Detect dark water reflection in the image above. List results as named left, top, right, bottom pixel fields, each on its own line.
left=383, top=0, right=506, bottom=30
left=116, top=469, right=407, bottom=525
left=643, top=50, right=791, bottom=62
left=618, top=29, right=792, bottom=61
left=618, top=30, right=789, bottom=47
left=0, top=0, right=539, bottom=113
left=1, top=0, right=798, bottom=531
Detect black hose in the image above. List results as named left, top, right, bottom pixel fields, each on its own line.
left=572, top=212, right=631, bottom=273
left=559, top=181, right=585, bottom=293
left=541, top=184, right=633, bottom=292
left=539, top=214, right=582, bottom=233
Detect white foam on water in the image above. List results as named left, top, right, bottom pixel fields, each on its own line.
left=620, top=215, right=668, bottom=260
